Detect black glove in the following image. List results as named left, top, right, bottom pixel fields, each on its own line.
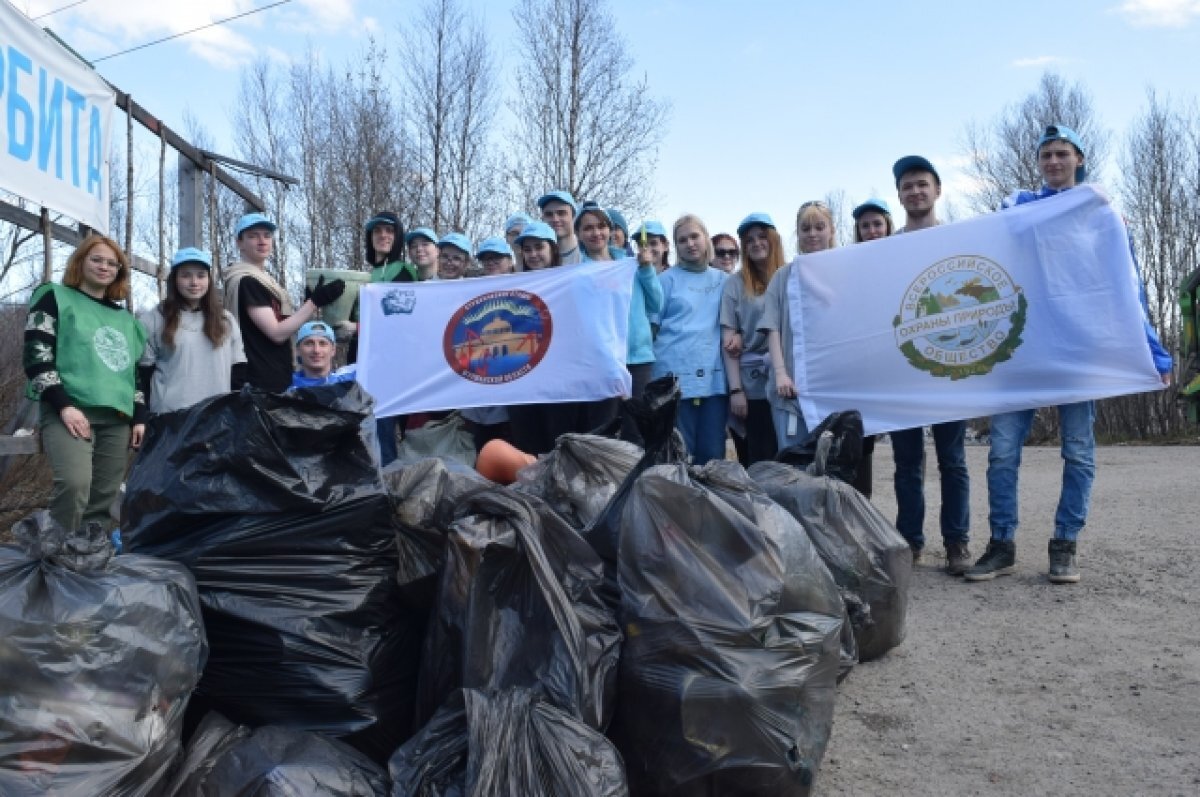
left=309, top=275, right=346, bottom=308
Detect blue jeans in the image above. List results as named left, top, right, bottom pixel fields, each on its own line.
left=890, top=421, right=970, bottom=549
left=987, top=401, right=1094, bottom=542
left=677, top=395, right=729, bottom=466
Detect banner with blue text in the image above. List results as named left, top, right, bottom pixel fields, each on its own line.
left=1, top=0, right=114, bottom=232
left=359, top=260, right=636, bottom=417
left=788, top=185, right=1164, bottom=435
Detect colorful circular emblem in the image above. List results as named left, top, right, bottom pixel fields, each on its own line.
left=443, top=290, right=553, bottom=384
left=93, top=326, right=131, bottom=372
left=893, top=255, right=1026, bottom=379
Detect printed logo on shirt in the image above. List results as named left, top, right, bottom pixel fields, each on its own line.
left=443, top=290, right=553, bottom=384
left=381, top=289, right=417, bottom=315
left=93, top=326, right=131, bottom=372
left=893, top=255, right=1026, bottom=379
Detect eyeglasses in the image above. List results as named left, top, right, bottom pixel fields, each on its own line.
left=715, top=248, right=740, bottom=258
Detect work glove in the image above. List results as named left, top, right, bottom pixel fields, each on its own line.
left=307, top=275, right=346, bottom=308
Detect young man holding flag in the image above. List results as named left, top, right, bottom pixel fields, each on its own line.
left=965, top=125, right=1173, bottom=585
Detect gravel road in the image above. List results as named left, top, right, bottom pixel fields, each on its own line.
left=819, top=440, right=1200, bottom=797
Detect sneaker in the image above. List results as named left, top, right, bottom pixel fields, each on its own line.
left=909, top=545, right=923, bottom=564
left=945, top=541, right=971, bottom=576
left=1047, top=539, right=1081, bottom=584
left=963, top=540, right=1016, bottom=582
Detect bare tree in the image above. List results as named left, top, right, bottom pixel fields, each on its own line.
left=508, top=0, right=668, bottom=217
left=961, top=72, right=1111, bottom=213
left=402, top=0, right=500, bottom=237
left=1098, top=90, right=1200, bottom=438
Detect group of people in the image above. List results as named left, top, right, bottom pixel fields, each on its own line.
left=23, top=122, right=1171, bottom=586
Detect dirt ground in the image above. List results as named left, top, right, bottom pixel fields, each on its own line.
left=819, top=440, right=1200, bottom=797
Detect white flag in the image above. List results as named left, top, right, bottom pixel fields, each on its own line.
left=359, top=260, right=636, bottom=417
left=789, top=185, right=1163, bottom=435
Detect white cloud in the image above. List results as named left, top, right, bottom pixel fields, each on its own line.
left=27, top=0, right=363, bottom=69
left=1011, top=55, right=1067, bottom=68
left=1113, top=0, right=1200, bottom=27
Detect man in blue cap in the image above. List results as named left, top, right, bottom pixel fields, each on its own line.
left=966, top=125, right=1173, bottom=585
left=538, top=190, right=581, bottom=264
left=889, top=156, right=972, bottom=575
left=223, top=212, right=344, bottom=392
left=291, top=321, right=356, bottom=388
left=504, top=213, right=532, bottom=270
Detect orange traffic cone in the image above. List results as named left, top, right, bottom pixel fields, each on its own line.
left=476, top=439, right=536, bottom=484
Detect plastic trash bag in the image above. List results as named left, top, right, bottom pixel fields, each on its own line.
left=514, top=433, right=642, bottom=529
left=691, top=460, right=859, bottom=681
left=776, top=410, right=865, bottom=486
left=382, top=457, right=491, bottom=604
left=395, top=412, right=477, bottom=470
left=613, top=462, right=844, bottom=797
left=0, top=513, right=206, bottom=796
left=124, top=383, right=382, bottom=540
left=389, top=689, right=628, bottom=797
left=124, top=386, right=422, bottom=762
left=163, top=712, right=388, bottom=796
left=750, top=460, right=911, bottom=662
left=416, top=489, right=621, bottom=732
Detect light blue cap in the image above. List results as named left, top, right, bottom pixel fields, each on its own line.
left=574, top=201, right=612, bottom=230
left=437, top=232, right=472, bottom=255
left=1037, top=124, right=1087, bottom=183
left=504, top=212, right=533, bottom=232
left=536, top=190, right=578, bottom=213
left=632, top=220, right=667, bottom=240
left=405, top=227, right=437, bottom=245
left=736, top=212, right=776, bottom=237
left=851, top=199, right=892, bottom=220
left=608, top=208, right=629, bottom=235
left=171, top=247, right=213, bottom=270
left=514, top=221, right=557, bottom=245
left=297, top=320, right=336, bottom=344
left=476, top=236, right=514, bottom=259
left=235, top=212, right=276, bottom=237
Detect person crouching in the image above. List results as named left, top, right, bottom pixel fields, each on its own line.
left=291, top=321, right=356, bottom=388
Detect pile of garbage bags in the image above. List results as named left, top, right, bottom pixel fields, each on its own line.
left=0, top=514, right=206, bottom=795
left=2, top=377, right=913, bottom=795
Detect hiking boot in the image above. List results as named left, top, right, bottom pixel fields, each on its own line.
left=1047, top=539, right=1081, bottom=584
left=945, top=541, right=972, bottom=576
left=963, top=540, right=1016, bottom=582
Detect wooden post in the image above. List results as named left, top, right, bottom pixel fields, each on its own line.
left=178, top=153, right=205, bottom=250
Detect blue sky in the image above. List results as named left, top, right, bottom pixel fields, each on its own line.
left=16, top=0, right=1200, bottom=253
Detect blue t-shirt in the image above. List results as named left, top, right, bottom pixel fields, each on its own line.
left=290, top=366, right=357, bottom=389
left=650, top=265, right=727, bottom=398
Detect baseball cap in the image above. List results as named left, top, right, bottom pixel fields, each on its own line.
left=632, top=220, right=668, bottom=240
left=297, top=320, right=336, bottom=344
left=476, top=236, right=514, bottom=259
left=504, top=212, right=533, bottom=233
left=736, top=212, right=776, bottom=237
left=364, top=212, right=400, bottom=232
left=405, top=227, right=438, bottom=245
left=437, top=232, right=472, bottom=255
left=1037, top=124, right=1087, bottom=183
left=608, top=208, right=629, bottom=236
left=892, top=155, right=941, bottom=186
left=235, top=212, right=277, bottom=237
left=170, top=247, right=213, bottom=270
left=514, top=221, right=557, bottom=245
left=852, top=198, right=892, bottom=219
left=574, top=201, right=612, bottom=230
left=536, top=190, right=578, bottom=213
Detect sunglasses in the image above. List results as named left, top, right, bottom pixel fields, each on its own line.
left=715, top=248, right=740, bottom=258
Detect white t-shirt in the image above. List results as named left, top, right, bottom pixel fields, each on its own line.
left=138, top=306, right=246, bottom=414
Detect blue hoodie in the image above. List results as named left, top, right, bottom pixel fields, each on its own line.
left=583, top=249, right=663, bottom=365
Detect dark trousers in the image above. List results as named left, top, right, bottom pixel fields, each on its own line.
left=621, top=363, right=655, bottom=445
left=891, top=422, right=970, bottom=549
left=508, top=398, right=621, bottom=456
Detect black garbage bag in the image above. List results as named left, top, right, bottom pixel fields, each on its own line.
left=0, top=513, right=206, bottom=796
left=690, top=460, right=858, bottom=681
left=123, top=383, right=381, bottom=540
left=382, top=457, right=492, bottom=605
left=613, top=463, right=844, bottom=797
left=416, top=489, right=621, bottom=732
left=163, top=712, right=388, bottom=796
left=583, top=376, right=685, bottom=582
left=776, top=410, right=864, bottom=486
left=389, top=689, right=628, bottom=797
left=124, top=386, right=423, bottom=762
left=514, top=433, right=643, bottom=529
left=749, top=460, right=912, bottom=662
